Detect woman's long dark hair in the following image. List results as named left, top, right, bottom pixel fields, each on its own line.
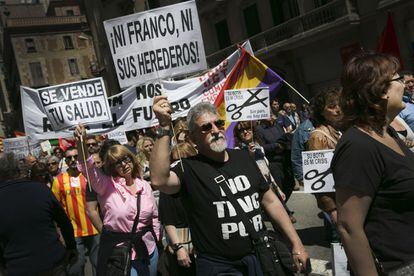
left=310, top=87, right=341, bottom=128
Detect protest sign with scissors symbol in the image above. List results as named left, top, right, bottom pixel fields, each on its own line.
left=224, top=87, right=270, bottom=122
left=302, top=149, right=335, bottom=193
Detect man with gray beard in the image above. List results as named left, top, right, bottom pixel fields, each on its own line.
left=150, top=97, right=309, bottom=275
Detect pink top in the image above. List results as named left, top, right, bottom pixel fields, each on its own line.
left=78, top=156, right=160, bottom=257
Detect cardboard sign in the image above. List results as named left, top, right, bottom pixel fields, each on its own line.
left=37, top=78, right=112, bottom=131
left=104, top=0, right=207, bottom=88
left=40, top=140, right=52, bottom=152
left=106, top=130, right=128, bottom=145
left=302, top=149, right=335, bottom=193
left=3, top=137, right=42, bottom=160
left=224, top=87, right=270, bottom=122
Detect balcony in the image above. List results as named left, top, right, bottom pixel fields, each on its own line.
left=207, top=0, right=359, bottom=66
left=378, top=0, right=412, bottom=9
left=6, top=15, right=87, bottom=28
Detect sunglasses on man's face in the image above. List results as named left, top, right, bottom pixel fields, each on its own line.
left=87, top=142, right=98, bottom=147
left=65, top=155, right=78, bottom=161
left=47, top=162, right=58, bottom=166
left=200, top=119, right=225, bottom=133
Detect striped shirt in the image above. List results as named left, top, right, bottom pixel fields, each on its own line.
left=52, top=172, right=98, bottom=237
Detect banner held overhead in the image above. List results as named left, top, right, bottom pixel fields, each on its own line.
left=104, top=0, right=207, bottom=88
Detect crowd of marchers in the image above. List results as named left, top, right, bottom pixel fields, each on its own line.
left=1, top=52, right=414, bottom=276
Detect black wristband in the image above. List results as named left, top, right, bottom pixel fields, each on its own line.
left=172, top=243, right=183, bottom=253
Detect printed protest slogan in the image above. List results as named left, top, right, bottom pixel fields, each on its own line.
left=38, top=78, right=112, bottom=131
left=213, top=175, right=263, bottom=239
left=21, top=42, right=252, bottom=141
left=104, top=0, right=207, bottom=88
left=302, top=149, right=335, bottom=193
left=224, top=88, right=270, bottom=122
left=105, top=130, right=128, bottom=145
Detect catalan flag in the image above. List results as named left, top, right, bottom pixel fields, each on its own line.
left=214, top=48, right=284, bottom=147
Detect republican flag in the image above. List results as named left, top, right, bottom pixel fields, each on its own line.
left=377, top=14, right=403, bottom=67
left=214, top=48, right=284, bottom=148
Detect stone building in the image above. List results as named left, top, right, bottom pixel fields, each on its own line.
left=132, top=0, right=414, bottom=103
left=1, top=0, right=97, bottom=132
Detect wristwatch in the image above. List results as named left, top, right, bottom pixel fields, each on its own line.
left=156, top=127, right=172, bottom=138
left=171, top=243, right=183, bottom=253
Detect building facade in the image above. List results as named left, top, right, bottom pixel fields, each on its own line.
left=132, top=0, right=414, bottom=103
left=2, top=0, right=97, bottom=133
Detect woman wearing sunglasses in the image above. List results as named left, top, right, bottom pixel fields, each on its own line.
left=74, top=124, right=160, bottom=276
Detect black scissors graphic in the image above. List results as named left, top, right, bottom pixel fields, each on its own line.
left=304, top=168, right=331, bottom=191
left=226, top=88, right=268, bottom=120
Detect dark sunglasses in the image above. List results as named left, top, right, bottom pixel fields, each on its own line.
left=86, top=142, right=98, bottom=147
left=200, top=119, right=225, bottom=133
left=65, top=155, right=78, bottom=161
left=114, top=156, right=132, bottom=168
left=238, top=127, right=252, bottom=133
left=47, top=162, right=58, bottom=166
left=389, top=76, right=404, bottom=84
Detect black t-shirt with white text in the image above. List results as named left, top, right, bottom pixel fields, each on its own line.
left=171, top=149, right=269, bottom=259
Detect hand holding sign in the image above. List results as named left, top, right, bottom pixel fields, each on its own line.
left=224, top=88, right=270, bottom=122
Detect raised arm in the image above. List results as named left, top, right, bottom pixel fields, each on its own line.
left=74, top=123, right=109, bottom=194
left=149, top=95, right=181, bottom=194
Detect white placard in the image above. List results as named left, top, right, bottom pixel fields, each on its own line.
left=40, top=140, right=52, bottom=152
left=302, top=149, right=335, bottom=193
left=224, top=87, right=270, bottom=122
left=3, top=137, right=42, bottom=160
left=106, top=130, right=128, bottom=145
left=104, top=0, right=207, bottom=89
left=37, top=78, right=112, bottom=131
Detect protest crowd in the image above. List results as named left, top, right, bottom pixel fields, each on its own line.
left=0, top=2, right=414, bottom=275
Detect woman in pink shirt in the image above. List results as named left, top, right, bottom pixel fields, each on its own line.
left=74, top=124, right=160, bottom=276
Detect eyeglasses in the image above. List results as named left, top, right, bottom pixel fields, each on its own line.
left=238, top=127, right=252, bottom=133
left=65, top=155, right=78, bottom=161
left=47, top=162, right=58, bottom=166
left=200, top=119, right=225, bottom=133
left=86, top=142, right=98, bottom=147
left=114, top=156, right=132, bottom=168
left=389, top=76, right=405, bottom=85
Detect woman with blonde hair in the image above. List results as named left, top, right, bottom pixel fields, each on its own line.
left=136, top=136, right=155, bottom=181
left=74, top=124, right=160, bottom=276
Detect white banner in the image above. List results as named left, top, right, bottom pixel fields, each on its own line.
left=37, top=78, right=112, bottom=130
left=302, top=149, right=335, bottom=193
left=224, top=88, right=270, bottom=122
left=104, top=0, right=207, bottom=89
left=21, top=41, right=253, bottom=141
left=3, top=137, right=42, bottom=160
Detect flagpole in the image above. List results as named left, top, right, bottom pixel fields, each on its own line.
left=282, top=79, right=310, bottom=104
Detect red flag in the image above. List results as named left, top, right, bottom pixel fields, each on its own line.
left=13, top=131, right=25, bottom=137
left=377, top=14, right=403, bottom=67
left=58, top=137, right=76, bottom=152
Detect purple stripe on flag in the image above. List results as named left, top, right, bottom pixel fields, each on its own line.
left=226, top=68, right=283, bottom=149
left=225, top=122, right=237, bottom=149
left=258, top=68, right=284, bottom=99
